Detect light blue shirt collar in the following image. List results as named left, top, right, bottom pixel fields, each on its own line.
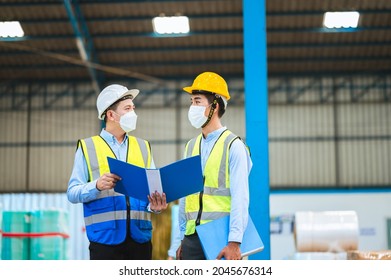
left=202, top=126, right=227, bottom=142
left=100, top=129, right=128, bottom=146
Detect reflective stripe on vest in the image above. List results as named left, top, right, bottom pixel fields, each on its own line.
left=84, top=210, right=151, bottom=227
left=183, top=129, right=238, bottom=235
left=78, top=135, right=152, bottom=243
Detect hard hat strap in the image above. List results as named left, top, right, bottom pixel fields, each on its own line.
left=201, top=98, right=217, bottom=128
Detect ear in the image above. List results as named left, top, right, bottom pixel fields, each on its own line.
left=106, top=110, right=116, bottom=121
left=212, top=100, right=219, bottom=115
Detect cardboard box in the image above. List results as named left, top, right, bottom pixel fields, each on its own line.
left=347, top=250, right=391, bottom=260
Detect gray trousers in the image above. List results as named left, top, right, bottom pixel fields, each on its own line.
left=181, top=233, right=206, bottom=260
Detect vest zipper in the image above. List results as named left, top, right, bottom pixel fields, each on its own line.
left=195, top=191, right=203, bottom=226
left=195, top=176, right=205, bottom=226
left=126, top=196, right=130, bottom=237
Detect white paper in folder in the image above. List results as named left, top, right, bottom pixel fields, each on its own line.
left=294, top=211, right=359, bottom=253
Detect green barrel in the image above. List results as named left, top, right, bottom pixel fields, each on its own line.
left=1, top=211, right=31, bottom=260
left=30, top=209, right=69, bottom=260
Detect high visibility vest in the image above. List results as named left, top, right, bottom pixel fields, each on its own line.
left=78, top=135, right=152, bottom=245
left=183, top=129, right=240, bottom=235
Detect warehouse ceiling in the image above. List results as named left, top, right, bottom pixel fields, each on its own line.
left=0, top=0, right=390, bottom=88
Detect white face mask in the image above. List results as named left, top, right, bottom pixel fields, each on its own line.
left=188, top=105, right=208, bottom=129
left=115, top=111, right=138, bottom=132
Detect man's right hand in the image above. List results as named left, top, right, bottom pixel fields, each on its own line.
left=176, top=244, right=182, bottom=260
left=96, top=173, right=121, bottom=191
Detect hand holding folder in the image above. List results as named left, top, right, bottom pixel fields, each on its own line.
left=196, top=215, right=264, bottom=260
left=108, top=155, right=204, bottom=203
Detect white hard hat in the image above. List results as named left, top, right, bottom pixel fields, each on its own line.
left=96, top=84, right=139, bottom=120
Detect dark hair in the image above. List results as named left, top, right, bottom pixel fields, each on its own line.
left=203, top=93, right=226, bottom=118
left=103, top=95, right=132, bottom=122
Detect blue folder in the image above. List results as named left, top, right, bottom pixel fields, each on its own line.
left=108, top=155, right=203, bottom=203
left=196, top=215, right=264, bottom=260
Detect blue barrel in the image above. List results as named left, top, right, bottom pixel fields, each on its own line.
left=1, top=211, right=31, bottom=260
left=30, top=209, right=69, bottom=260
left=0, top=206, right=2, bottom=260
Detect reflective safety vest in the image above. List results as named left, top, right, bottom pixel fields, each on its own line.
left=183, top=129, right=240, bottom=235
left=78, top=135, right=152, bottom=245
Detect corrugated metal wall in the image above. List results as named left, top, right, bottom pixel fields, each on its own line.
left=0, top=83, right=99, bottom=192
left=268, top=76, right=391, bottom=188
left=0, top=76, right=390, bottom=192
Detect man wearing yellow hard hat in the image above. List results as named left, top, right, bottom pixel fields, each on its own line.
left=177, top=72, right=253, bottom=260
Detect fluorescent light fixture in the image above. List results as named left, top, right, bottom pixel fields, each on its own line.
left=0, top=21, right=24, bottom=37
left=152, top=16, right=190, bottom=34
left=323, top=11, right=360, bottom=28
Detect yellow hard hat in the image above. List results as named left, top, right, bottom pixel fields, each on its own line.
left=183, top=71, right=230, bottom=101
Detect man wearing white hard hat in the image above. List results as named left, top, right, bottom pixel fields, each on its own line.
left=176, top=72, right=252, bottom=260
left=67, top=84, right=167, bottom=260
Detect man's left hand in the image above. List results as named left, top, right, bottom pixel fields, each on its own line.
left=148, top=191, right=168, bottom=213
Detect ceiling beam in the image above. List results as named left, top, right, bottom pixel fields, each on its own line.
left=63, top=0, right=102, bottom=94
left=2, top=25, right=390, bottom=42
left=3, top=41, right=391, bottom=57
left=2, top=55, right=391, bottom=71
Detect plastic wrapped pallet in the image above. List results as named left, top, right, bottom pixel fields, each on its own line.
left=294, top=211, right=359, bottom=253
left=291, top=252, right=347, bottom=260
left=30, top=209, right=69, bottom=260
left=1, top=211, right=31, bottom=260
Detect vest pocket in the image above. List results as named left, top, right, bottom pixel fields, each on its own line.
left=91, top=217, right=116, bottom=232
left=85, top=196, right=116, bottom=232
left=138, top=220, right=152, bottom=230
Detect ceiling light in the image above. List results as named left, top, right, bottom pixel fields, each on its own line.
left=323, top=11, right=360, bottom=28
left=0, top=21, right=24, bottom=37
left=152, top=16, right=190, bottom=35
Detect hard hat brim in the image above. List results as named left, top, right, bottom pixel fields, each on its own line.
left=122, top=88, right=139, bottom=100
left=183, top=86, right=193, bottom=94
left=183, top=86, right=214, bottom=95
left=183, top=86, right=230, bottom=101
